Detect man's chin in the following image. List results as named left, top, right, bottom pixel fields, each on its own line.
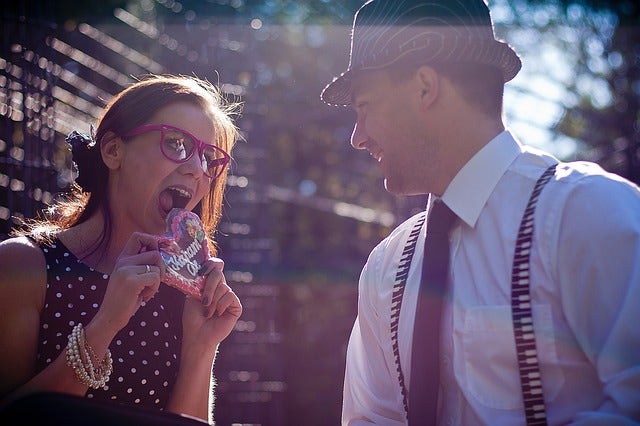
left=384, top=178, right=427, bottom=196
left=383, top=178, right=403, bottom=195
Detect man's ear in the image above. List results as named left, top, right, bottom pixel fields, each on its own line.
left=100, top=131, right=124, bottom=170
left=416, top=65, right=439, bottom=108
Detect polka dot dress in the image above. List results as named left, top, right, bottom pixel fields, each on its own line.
left=35, top=239, right=185, bottom=409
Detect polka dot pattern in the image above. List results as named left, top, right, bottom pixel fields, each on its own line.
left=35, top=239, right=185, bottom=409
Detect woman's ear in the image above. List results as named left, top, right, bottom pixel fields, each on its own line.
left=416, top=65, right=439, bottom=108
left=100, top=131, right=124, bottom=170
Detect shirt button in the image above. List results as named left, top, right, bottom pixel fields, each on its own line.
left=441, top=356, right=450, bottom=367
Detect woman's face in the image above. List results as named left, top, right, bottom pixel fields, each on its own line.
left=109, top=101, right=218, bottom=235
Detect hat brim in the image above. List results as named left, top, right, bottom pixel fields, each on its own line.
left=321, top=40, right=521, bottom=107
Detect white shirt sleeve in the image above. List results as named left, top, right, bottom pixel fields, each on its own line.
left=551, top=166, right=640, bottom=422
left=342, top=229, right=414, bottom=426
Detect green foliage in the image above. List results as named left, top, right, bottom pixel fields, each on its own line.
left=525, top=0, right=639, bottom=25
left=519, top=0, right=640, bottom=182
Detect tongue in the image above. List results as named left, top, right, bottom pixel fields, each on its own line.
left=159, top=189, right=174, bottom=215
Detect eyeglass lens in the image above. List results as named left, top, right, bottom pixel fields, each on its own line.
left=161, top=128, right=227, bottom=178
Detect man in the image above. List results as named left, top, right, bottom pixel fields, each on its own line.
left=320, top=0, right=640, bottom=425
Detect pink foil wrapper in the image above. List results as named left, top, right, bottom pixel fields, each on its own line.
left=156, top=208, right=209, bottom=300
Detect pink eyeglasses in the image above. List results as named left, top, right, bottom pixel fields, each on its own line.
left=123, top=124, right=231, bottom=179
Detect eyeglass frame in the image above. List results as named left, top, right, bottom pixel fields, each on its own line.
left=122, top=123, right=231, bottom=179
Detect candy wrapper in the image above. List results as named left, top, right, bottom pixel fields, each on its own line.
left=156, top=208, right=209, bottom=300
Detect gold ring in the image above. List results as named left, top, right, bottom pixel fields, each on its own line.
left=145, top=264, right=151, bottom=273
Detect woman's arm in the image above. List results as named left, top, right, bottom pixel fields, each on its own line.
left=0, top=236, right=91, bottom=401
left=0, top=232, right=166, bottom=403
left=0, top=237, right=46, bottom=399
left=167, top=258, right=241, bottom=423
left=165, top=315, right=218, bottom=423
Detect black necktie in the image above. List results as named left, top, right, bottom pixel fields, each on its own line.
left=409, top=200, right=457, bottom=426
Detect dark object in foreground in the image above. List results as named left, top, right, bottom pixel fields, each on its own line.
left=0, top=392, right=208, bottom=425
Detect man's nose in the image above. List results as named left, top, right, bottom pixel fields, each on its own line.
left=350, top=119, right=367, bottom=149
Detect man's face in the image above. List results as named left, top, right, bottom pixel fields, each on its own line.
left=350, top=68, right=438, bottom=196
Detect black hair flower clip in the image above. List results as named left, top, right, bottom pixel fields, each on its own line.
left=66, top=129, right=99, bottom=191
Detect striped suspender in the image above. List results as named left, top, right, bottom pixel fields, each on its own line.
left=391, top=163, right=557, bottom=424
left=511, top=163, right=556, bottom=425
left=391, top=212, right=426, bottom=420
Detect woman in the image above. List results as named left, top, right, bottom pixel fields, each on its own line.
left=0, top=75, right=243, bottom=424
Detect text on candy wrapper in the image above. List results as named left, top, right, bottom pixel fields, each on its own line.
left=165, top=238, right=202, bottom=277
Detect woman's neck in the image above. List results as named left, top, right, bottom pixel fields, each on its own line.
left=58, top=213, right=121, bottom=274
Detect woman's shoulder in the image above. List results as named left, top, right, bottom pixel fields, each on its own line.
left=0, top=235, right=46, bottom=260
left=0, top=236, right=48, bottom=304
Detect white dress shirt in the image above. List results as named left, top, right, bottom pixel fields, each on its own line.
left=342, top=131, right=640, bottom=425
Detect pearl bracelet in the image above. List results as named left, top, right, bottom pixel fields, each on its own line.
left=66, top=323, right=113, bottom=389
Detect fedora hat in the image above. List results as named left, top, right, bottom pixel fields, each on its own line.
left=321, top=0, right=522, bottom=106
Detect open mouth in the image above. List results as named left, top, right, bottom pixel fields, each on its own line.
left=159, top=187, right=192, bottom=216
left=369, top=149, right=382, bottom=162
left=363, top=140, right=383, bottom=163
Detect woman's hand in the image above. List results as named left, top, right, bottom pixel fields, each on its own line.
left=92, top=232, right=164, bottom=335
left=181, top=257, right=242, bottom=354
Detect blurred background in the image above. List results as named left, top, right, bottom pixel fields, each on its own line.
left=1, top=0, right=638, bottom=424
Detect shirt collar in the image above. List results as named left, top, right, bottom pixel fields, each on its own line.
left=440, top=130, right=523, bottom=228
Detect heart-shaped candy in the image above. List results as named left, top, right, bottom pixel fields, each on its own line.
left=156, top=208, right=209, bottom=300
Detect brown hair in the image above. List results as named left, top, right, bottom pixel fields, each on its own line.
left=18, top=74, right=242, bottom=257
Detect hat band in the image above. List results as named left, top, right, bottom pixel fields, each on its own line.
left=351, top=34, right=511, bottom=72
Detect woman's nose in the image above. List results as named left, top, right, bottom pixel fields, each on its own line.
left=179, top=149, right=207, bottom=177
